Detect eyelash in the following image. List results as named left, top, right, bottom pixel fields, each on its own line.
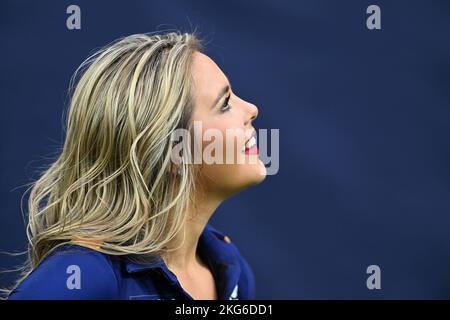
left=220, top=94, right=232, bottom=113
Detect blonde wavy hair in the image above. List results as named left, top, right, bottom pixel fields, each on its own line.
left=6, top=31, right=204, bottom=293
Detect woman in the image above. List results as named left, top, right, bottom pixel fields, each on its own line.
left=7, top=31, right=266, bottom=300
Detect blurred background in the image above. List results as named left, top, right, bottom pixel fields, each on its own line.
left=1, top=0, right=450, bottom=299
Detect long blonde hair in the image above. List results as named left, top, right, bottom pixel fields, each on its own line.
left=8, top=31, right=203, bottom=292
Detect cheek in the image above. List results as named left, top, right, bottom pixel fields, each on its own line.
left=194, top=122, right=265, bottom=196
left=193, top=115, right=241, bottom=160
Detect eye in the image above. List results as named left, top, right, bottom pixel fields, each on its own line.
left=220, top=94, right=232, bottom=113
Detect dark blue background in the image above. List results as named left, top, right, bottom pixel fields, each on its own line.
left=1, top=0, right=450, bottom=299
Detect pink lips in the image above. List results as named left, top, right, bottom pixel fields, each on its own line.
left=244, top=130, right=258, bottom=155
left=244, top=144, right=259, bottom=155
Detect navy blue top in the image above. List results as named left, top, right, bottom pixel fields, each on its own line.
left=8, top=224, right=255, bottom=300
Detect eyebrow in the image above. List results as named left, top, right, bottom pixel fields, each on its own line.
left=211, top=84, right=231, bottom=109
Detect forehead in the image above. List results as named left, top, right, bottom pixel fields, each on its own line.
left=191, top=51, right=229, bottom=107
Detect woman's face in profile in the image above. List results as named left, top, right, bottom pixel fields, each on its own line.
left=190, top=51, right=266, bottom=198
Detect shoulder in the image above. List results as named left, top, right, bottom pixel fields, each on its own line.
left=235, top=248, right=256, bottom=299
left=205, top=224, right=256, bottom=299
left=8, top=244, right=120, bottom=300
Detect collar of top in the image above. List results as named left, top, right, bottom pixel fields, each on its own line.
left=124, top=223, right=242, bottom=299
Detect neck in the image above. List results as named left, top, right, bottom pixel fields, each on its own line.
left=162, top=189, right=223, bottom=271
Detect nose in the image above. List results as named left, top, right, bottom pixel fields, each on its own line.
left=244, top=102, right=259, bottom=126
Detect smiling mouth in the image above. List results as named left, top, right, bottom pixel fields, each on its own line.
left=243, top=131, right=259, bottom=155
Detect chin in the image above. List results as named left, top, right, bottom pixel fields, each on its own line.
left=231, top=159, right=267, bottom=193
left=199, top=159, right=267, bottom=199
left=247, top=159, right=267, bottom=184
